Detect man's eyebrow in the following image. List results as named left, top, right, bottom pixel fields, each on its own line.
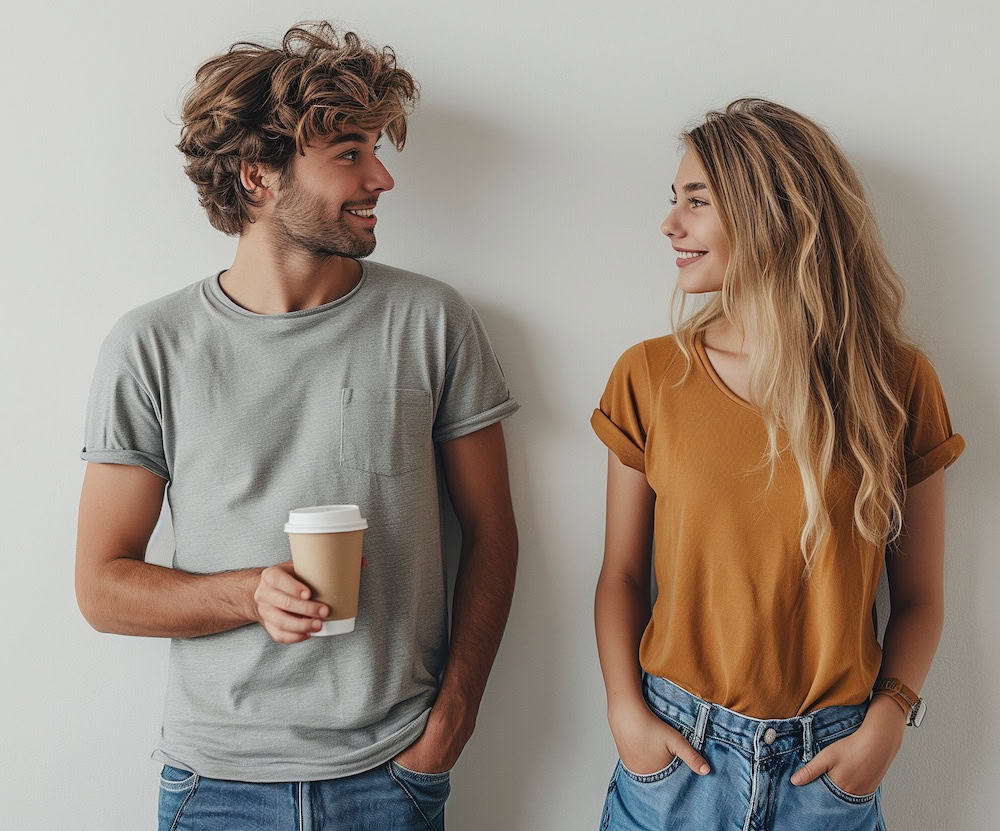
left=670, top=182, right=709, bottom=194
left=327, top=132, right=382, bottom=147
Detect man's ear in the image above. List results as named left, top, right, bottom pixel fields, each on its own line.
left=239, top=160, right=273, bottom=194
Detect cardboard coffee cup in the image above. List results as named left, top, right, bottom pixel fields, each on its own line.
left=284, top=505, right=368, bottom=636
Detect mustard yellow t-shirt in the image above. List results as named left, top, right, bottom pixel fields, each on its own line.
left=591, top=331, right=965, bottom=718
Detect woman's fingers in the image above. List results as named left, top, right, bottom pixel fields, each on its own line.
left=665, top=729, right=711, bottom=775
left=790, top=747, right=832, bottom=786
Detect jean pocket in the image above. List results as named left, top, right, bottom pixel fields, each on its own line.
left=158, top=765, right=197, bottom=792
left=820, top=772, right=879, bottom=804
left=158, top=766, right=199, bottom=831
left=389, top=759, right=452, bottom=785
left=340, top=388, right=432, bottom=476
left=388, top=761, right=451, bottom=827
left=619, top=726, right=692, bottom=783
left=810, top=724, right=879, bottom=805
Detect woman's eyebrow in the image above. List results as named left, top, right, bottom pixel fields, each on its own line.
left=670, top=182, right=709, bottom=194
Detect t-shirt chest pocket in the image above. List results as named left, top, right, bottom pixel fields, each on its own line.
left=340, top=387, right=433, bottom=476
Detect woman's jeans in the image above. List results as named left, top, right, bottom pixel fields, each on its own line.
left=601, top=673, right=887, bottom=831
left=158, top=760, right=449, bottom=831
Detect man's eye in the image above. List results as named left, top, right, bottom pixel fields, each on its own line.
left=341, top=150, right=359, bottom=161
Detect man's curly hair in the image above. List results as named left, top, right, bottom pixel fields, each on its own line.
left=177, top=22, right=418, bottom=235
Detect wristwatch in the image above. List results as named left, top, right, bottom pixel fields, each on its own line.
left=872, top=678, right=926, bottom=727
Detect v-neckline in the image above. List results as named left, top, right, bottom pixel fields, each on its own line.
left=694, top=329, right=759, bottom=414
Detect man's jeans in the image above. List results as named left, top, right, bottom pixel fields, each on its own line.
left=158, top=761, right=449, bottom=831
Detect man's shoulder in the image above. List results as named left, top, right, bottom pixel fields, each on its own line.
left=100, top=279, right=207, bottom=352
left=363, top=260, right=473, bottom=320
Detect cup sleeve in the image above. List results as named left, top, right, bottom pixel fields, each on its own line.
left=902, top=351, right=965, bottom=487
left=591, top=344, right=649, bottom=473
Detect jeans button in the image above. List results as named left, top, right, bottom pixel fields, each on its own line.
left=763, top=727, right=777, bottom=745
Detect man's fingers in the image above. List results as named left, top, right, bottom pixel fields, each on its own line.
left=790, top=750, right=830, bottom=786
left=261, top=609, right=324, bottom=642
left=263, top=564, right=312, bottom=598
left=257, top=570, right=327, bottom=618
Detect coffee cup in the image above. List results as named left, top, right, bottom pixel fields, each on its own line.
left=284, top=505, right=368, bottom=636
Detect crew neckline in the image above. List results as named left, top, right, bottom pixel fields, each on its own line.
left=693, top=329, right=759, bottom=413
left=206, top=259, right=370, bottom=319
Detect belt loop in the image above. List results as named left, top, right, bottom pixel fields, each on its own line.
left=801, top=715, right=814, bottom=761
left=693, top=702, right=710, bottom=749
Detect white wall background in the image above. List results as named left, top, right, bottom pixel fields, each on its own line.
left=2, top=1, right=997, bottom=828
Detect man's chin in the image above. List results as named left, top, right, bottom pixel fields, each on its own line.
left=315, top=236, right=376, bottom=259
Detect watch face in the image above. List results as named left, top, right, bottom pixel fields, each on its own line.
left=910, top=699, right=927, bottom=727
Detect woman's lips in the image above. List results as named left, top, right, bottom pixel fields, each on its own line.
left=676, top=251, right=707, bottom=268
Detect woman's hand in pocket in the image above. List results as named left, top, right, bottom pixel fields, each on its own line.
left=609, top=701, right=710, bottom=776
left=791, top=696, right=905, bottom=795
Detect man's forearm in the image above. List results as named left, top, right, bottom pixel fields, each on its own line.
left=435, top=524, right=518, bottom=720
left=79, top=558, right=263, bottom=638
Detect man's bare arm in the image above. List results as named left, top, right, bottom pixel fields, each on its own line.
left=75, top=462, right=326, bottom=639
left=393, top=422, right=518, bottom=772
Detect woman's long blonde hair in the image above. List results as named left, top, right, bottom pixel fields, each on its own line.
left=671, top=98, right=917, bottom=573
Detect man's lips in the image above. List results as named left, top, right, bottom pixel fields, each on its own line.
left=344, top=205, right=377, bottom=227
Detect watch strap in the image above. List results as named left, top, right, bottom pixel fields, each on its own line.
left=873, top=678, right=925, bottom=726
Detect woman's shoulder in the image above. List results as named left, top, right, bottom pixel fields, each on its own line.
left=886, top=342, right=944, bottom=402
left=614, top=333, right=683, bottom=369
left=601, top=335, right=686, bottom=401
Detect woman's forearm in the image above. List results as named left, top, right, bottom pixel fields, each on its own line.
left=595, top=570, right=652, bottom=720
left=876, top=600, right=944, bottom=695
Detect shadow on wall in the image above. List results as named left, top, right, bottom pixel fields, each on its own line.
left=394, top=105, right=565, bottom=831
left=858, top=155, right=995, bottom=830
left=438, top=296, right=561, bottom=830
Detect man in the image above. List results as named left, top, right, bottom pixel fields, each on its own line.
left=75, top=22, right=518, bottom=831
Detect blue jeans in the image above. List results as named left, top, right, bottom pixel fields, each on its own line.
left=158, top=761, right=449, bottom=831
left=601, top=674, right=887, bottom=831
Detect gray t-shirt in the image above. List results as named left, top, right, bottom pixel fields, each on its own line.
left=80, top=260, right=519, bottom=781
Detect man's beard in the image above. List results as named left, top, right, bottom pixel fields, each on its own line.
left=270, top=179, right=376, bottom=259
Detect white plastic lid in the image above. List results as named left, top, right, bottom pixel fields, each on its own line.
left=284, top=505, right=368, bottom=534
left=314, top=617, right=356, bottom=636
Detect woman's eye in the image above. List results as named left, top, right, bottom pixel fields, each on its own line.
left=373, top=144, right=382, bottom=155
left=669, top=198, right=678, bottom=205
left=689, top=198, right=707, bottom=208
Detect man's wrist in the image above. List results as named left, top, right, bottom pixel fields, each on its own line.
left=431, top=684, right=478, bottom=735
left=236, top=567, right=264, bottom=624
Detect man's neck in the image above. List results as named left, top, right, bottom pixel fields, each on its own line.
left=219, top=234, right=363, bottom=315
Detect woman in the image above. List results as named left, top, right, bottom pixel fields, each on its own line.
left=591, top=99, right=964, bottom=830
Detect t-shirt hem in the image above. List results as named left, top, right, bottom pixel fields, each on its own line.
left=590, top=410, right=645, bottom=472
left=905, top=433, right=965, bottom=487
left=433, top=397, right=520, bottom=444
left=151, top=708, right=431, bottom=782
left=80, top=449, right=169, bottom=480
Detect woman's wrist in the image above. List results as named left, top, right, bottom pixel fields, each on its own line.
left=862, top=693, right=908, bottom=746
left=607, top=691, right=650, bottom=733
